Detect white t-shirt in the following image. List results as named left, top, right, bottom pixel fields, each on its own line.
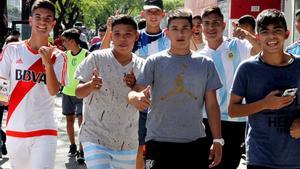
left=75, top=48, right=144, bottom=150
left=0, top=41, right=67, bottom=137
left=199, top=38, right=252, bottom=122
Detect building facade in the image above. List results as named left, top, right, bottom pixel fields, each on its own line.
left=185, top=0, right=300, bottom=45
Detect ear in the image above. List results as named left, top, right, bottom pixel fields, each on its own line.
left=165, top=29, right=170, bottom=38
left=285, top=29, right=290, bottom=39
left=222, top=22, right=226, bottom=31
left=29, top=16, right=33, bottom=26
left=109, top=31, right=112, bottom=39
left=141, top=11, right=145, bottom=18
left=136, top=32, right=140, bottom=41
left=52, top=20, right=56, bottom=29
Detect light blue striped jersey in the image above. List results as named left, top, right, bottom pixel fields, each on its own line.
left=133, top=28, right=170, bottom=59
left=199, top=38, right=252, bottom=122
left=286, top=40, right=300, bottom=55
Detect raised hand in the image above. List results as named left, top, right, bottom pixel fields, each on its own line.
left=232, top=21, right=249, bottom=40
left=123, top=68, right=136, bottom=88
left=39, top=46, right=56, bottom=67
left=90, top=68, right=102, bottom=90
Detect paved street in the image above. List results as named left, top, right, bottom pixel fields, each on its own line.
left=0, top=94, right=246, bottom=169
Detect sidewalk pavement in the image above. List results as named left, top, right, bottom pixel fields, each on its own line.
left=0, top=95, right=246, bottom=169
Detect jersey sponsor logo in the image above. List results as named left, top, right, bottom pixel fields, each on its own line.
left=15, top=69, right=46, bottom=84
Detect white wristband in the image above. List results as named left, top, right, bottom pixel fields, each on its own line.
left=213, top=138, right=225, bottom=146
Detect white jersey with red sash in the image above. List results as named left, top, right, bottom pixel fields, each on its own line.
left=0, top=41, right=67, bottom=138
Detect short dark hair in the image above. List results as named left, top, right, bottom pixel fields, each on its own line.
left=31, top=0, right=56, bottom=17
left=98, top=24, right=107, bottom=32
left=296, top=9, right=300, bottom=20
left=193, top=15, right=202, bottom=21
left=201, top=6, right=223, bottom=20
left=256, top=9, right=287, bottom=32
left=111, top=14, right=137, bottom=31
left=61, top=28, right=81, bottom=44
left=167, top=8, right=193, bottom=28
left=238, top=15, right=256, bottom=30
left=12, top=30, right=20, bottom=36
left=138, top=19, right=146, bottom=30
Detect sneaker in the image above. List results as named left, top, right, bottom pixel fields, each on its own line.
left=68, top=144, right=77, bottom=157
left=76, top=151, right=85, bottom=164
left=2, top=143, right=7, bottom=155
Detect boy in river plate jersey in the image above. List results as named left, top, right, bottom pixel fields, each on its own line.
left=0, top=0, right=67, bottom=169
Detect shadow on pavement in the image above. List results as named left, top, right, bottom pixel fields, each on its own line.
left=65, top=157, right=87, bottom=169
left=0, top=157, right=9, bottom=169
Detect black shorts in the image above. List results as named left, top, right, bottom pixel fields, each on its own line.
left=62, top=94, right=83, bottom=116
left=138, top=111, right=147, bottom=145
left=144, top=138, right=210, bottom=169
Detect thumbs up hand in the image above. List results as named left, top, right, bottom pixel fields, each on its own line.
left=90, top=68, right=102, bottom=90
left=39, top=46, right=56, bottom=67
left=130, top=85, right=151, bottom=111
left=232, top=21, right=249, bottom=40
left=123, top=68, right=136, bottom=88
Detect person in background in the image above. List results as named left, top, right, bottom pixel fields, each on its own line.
left=237, top=15, right=256, bottom=36
left=0, top=0, right=67, bottom=168
left=229, top=9, right=300, bottom=169
left=199, top=6, right=260, bottom=169
left=89, top=25, right=107, bottom=52
left=190, top=15, right=205, bottom=51
left=61, top=28, right=88, bottom=164
left=286, top=9, right=300, bottom=55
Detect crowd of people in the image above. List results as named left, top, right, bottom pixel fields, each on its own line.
left=1, top=0, right=300, bottom=169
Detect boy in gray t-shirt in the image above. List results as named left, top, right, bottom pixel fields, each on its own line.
left=128, top=8, right=223, bottom=169
left=75, top=15, right=144, bottom=169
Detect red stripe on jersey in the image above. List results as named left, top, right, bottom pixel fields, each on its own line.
left=7, top=58, right=45, bottom=125
left=6, top=129, right=58, bottom=138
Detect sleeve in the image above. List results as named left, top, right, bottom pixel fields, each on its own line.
left=230, top=62, right=248, bottom=97
left=236, top=39, right=252, bottom=59
left=0, top=45, right=14, bottom=79
left=74, top=52, right=97, bottom=83
left=136, top=56, right=154, bottom=87
left=205, top=59, right=223, bottom=91
left=53, top=50, right=68, bottom=86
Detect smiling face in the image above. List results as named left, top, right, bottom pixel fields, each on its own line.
left=142, top=8, right=165, bottom=28
left=201, top=13, right=225, bottom=42
left=29, top=8, right=56, bottom=38
left=192, top=17, right=202, bottom=38
left=257, top=24, right=289, bottom=54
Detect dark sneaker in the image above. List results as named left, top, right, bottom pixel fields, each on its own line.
left=68, top=144, right=77, bottom=157
left=76, top=151, right=85, bottom=164
left=1, top=143, right=7, bottom=155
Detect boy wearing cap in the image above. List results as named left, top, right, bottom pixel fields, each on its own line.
left=286, top=9, right=300, bottom=55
